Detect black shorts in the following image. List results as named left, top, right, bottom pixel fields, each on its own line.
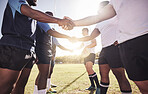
left=36, top=49, right=52, bottom=64
left=84, top=53, right=95, bottom=65
left=99, top=45, right=123, bottom=68
left=24, top=52, right=36, bottom=69
left=119, top=34, right=148, bottom=81
left=0, top=45, right=34, bottom=71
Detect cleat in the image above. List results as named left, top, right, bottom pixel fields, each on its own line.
left=85, top=86, right=96, bottom=91
left=51, top=84, right=57, bottom=88
left=47, top=88, right=57, bottom=93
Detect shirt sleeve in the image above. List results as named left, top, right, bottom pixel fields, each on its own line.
left=8, top=0, right=27, bottom=14
left=95, top=23, right=101, bottom=30
left=53, top=37, right=60, bottom=46
left=109, top=0, right=121, bottom=13
left=37, top=22, right=51, bottom=32
left=109, top=0, right=113, bottom=5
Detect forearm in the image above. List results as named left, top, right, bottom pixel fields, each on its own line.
left=79, top=28, right=100, bottom=41
left=74, top=15, right=99, bottom=26
left=21, top=5, right=61, bottom=24
left=74, top=4, right=116, bottom=26
left=78, top=36, right=92, bottom=41
left=58, top=45, right=70, bottom=51
left=48, top=30, right=70, bottom=39
left=86, top=43, right=96, bottom=48
left=30, top=10, right=61, bottom=23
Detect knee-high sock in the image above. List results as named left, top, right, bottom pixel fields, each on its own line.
left=89, top=74, right=95, bottom=87
left=47, top=78, right=51, bottom=90
left=100, top=82, right=109, bottom=94
left=33, top=85, right=38, bottom=94
left=38, top=89, right=46, bottom=94
left=92, top=72, right=100, bottom=88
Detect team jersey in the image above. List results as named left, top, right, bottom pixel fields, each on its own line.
left=95, top=16, right=118, bottom=48
left=35, top=22, right=52, bottom=57
left=0, top=0, right=37, bottom=50
left=83, top=40, right=95, bottom=54
left=110, top=0, right=148, bottom=43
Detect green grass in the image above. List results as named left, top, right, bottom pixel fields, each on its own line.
left=25, top=64, right=140, bottom=94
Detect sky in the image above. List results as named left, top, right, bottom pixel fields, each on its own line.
left=0, top=0, right=105, bottom=56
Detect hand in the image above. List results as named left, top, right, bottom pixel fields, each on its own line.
left=58, top=18, right=75, bottom=30
left=68, top=37, right=79, bottom=43
left=68, top=49, right=73, bottom=53
left=62, top=16, right=75, bottom=30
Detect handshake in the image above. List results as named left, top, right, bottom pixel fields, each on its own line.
left=58, top=16, right=75, bottom=30
left=67, top=37, right=80, bottom=43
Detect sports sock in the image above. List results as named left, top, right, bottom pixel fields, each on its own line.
left=47, top=78, right=51, bottom=90
left=33, top=85, right=38, bottom=94
left=121, top=90, right=132, bottom=94
left=38, top=89, right=46, bottom=94
left=89, top=74, right=95, bottom=87
left=100, top=82, right=109, bottom=94
left=92, top=72, right=100, bottom=88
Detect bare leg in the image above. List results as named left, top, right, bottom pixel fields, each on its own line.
left=11, top=68, right=32, bottom=94
left=99, top=64, right=110, bottom=84
left=0, top=68, right=20, bottom=94
left=85, top=61, right=94, bottom=75
left=112, top=68, right=132, bottom=92
left=134, top=80, right=148, bottom=94
left=37, top=64, right=50, bottom=90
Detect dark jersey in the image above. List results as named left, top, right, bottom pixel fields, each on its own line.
left=0, top=0, right=36, bottom=50
left=35, top=22, right=52, bottom=57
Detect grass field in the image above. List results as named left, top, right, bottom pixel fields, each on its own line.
left=25, top=64, right=141, bottom=94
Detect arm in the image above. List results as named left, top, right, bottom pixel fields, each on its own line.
left=21, top=5, right=74, bottom=28
left=85, top=39, right=97, bottom=48
left=38, top=22, right=71, bottom=39
left=78, top=28, right=100, bottom=41
left=47, top=29, right=70, bottom=39
left=74, top=4, right=116, bottom=26
left=57, top=45, right=73, bottom=52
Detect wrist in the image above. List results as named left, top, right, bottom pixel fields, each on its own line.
left=56, top=18, right=62, bottom=26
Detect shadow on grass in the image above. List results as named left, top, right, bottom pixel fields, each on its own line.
left=57, top=71, right=87, bottom=94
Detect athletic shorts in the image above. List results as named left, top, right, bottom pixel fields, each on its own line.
left=24, top=52, right=36, bottom=69
left=36, top=49, right=52, bottom=64
left=84, top=53, right=95, bottom=65
left=119, top=34, right=148, bottom=81
left=0, top=45, right=34, bottom=71
left=99, top=45, right=124, bottom=68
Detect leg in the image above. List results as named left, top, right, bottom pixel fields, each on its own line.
left=85, top=61, right=99, bottom=90
left=33, top=72, right=40, bottom=94
left=99, top=64, right=110, bottom=84
left=11, top=68, right=32, bottom=94
left=134, top=80, right=148, bottom=94
left=37, top=64, right=50, bottom=90
left=0, top=46, right=33, bottom=94
left=85, top=61, right=95, bottom=89
left=99, top=64, right=110, bottom=94
left=119, top=35, right=148, bottom=93
left=111, top=68, right=132, bottom=93
left=85, top=61, right=94, bottom=75
left=0, top=68, right=20, bottom=94
left=47, top=65, right=54, bottom=89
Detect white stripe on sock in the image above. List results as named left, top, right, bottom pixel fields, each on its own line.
left=100, top=83, right=109, bottom=88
